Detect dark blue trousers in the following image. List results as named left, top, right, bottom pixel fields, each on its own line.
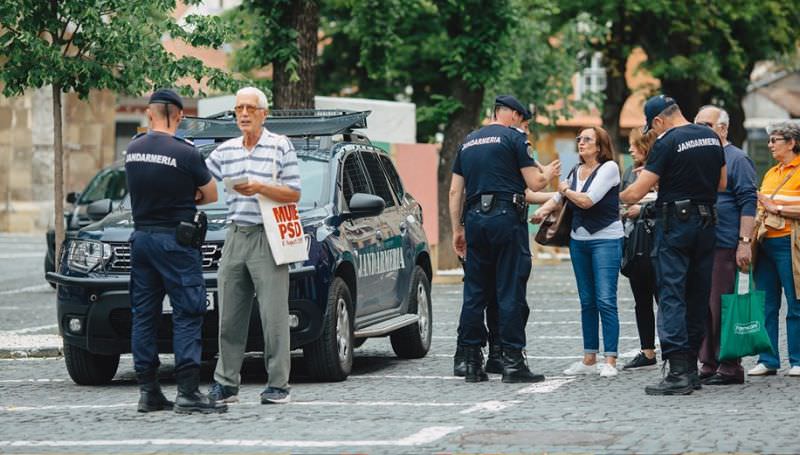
left=459, top=203, right=531, bottom=350
left=651, top=212, right=715, bottom=359
left=129, top=230, right=207, bottom=373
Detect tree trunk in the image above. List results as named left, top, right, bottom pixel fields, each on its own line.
left=272, top=0, right=319, bottom=110
left=727, top=98, right=747, bottom=148
left=600, top=37, right=630, bottom=157
left=661, top=78, right=706, bottom=121
left=52, top=84, right=64, bottom=266
left=437, top=80, right=484, bottom=271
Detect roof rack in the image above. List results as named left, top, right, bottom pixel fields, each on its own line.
left=179, top=109, right=370, bottom=140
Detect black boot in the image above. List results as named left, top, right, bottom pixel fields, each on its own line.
left=136, top=369, right=173, bottom=413
left=687, top=353, right=702, bottom=390
left=464, top=346, right=488, bottom=383
left=485, top=344, right=504, bottom=374
left=644, top=353, right=694, bottom=396
left=174, top=367, right=228, bottom=414
left=453, top=345, right=466, bottom=377
left=501, top=349, right=545, bottom=383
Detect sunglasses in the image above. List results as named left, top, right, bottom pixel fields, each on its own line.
left=234, top=104, right=264, bottom=114
left=575, top=136, right=595, bottom=144
left=768, top=137, right=789, bottom=144
left=696, top=121, right=714, bottom=128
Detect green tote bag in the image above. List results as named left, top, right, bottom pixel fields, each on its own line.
left=719, top=272, right=774, bottom=361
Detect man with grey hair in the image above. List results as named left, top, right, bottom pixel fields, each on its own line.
left=694, top=105, right=757, bottom=385
left=205, top=86, right=302, bottom=404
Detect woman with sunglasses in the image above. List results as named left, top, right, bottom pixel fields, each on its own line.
left=532, top=127, right=623, bottom=377
left=749, top=121, right=800, bottom=377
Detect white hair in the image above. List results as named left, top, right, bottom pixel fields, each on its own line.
left=698, top=104, right=729, bottom=126
left=236, top=86, right=269, bottom=109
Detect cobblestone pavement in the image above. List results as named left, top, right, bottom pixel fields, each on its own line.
left=1, top=234, right=799, bottom=454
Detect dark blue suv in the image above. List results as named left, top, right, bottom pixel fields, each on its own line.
left=47, top=110, right=433, bottom=385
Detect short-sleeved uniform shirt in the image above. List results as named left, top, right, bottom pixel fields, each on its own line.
left=125, top=131, right=212, bottom=228
left=452, top=124, right=536, bottom=201
left=206, top=128, right=301, bottom=226
left=644, top=124, right=725, bottom=206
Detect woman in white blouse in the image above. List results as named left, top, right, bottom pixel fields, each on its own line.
left=532, top=127, right=623, bottom=377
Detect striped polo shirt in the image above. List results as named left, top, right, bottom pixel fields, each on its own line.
left=206, top=128, right=301, bottom=226
left=760, top=154, right=800, bottom=238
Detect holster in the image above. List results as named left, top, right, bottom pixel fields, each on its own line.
left=480, top=194, right=495, bottom=213
left=674, top=199, right=692, bottom=222
left=512, top=193, right=528, bottom=223
left=175, top=211, right=207, bottom=249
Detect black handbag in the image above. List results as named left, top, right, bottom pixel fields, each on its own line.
left=621, top=203, right=655, bottom=278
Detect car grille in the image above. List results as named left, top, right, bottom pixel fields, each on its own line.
left=107, top=242, right=222, bottom=272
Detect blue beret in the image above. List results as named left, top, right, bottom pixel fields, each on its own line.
left=495, top=95, right=531, bottom=120
left=149, top=89, right=183, bottom=110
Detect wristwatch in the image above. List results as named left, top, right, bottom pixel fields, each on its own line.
left=738, top=236, right=752, bottom=244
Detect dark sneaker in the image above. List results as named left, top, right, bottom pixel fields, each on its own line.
left=261, top=386, right=291, bottom=404
left=623, top=352, right=657, bottom=370
left=208, top=382, right=239, bottom=403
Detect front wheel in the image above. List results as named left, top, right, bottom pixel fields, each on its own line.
left=303, top=277, right=353, bottom=381
left=390, top=266, right=432, bottom=359
left=63, top=343, right=120, bottom=385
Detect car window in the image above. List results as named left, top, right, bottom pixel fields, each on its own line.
left=79, top=168, right=128, bottom=204
left=379, top=154, right=405, bottom=200
left=341, top=153, right=370, bottom=206
left=297, top=156, right=329, bottom=210
left=361, top=151, right=396, bottom=208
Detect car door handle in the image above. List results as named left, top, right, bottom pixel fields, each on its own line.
left=375, top=230, right=383, bottom=241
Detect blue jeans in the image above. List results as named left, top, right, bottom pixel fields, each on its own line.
left=569, top=238, right=622, bottom=356
left=754, top=235, right=800, bottom=368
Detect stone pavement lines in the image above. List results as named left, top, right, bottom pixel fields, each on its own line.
left=0, top=426, right=464, bottom=449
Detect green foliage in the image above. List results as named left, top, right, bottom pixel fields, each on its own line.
left=489, top=1, right=605, bottom=130
left=0, top=0, right=240, bottom=99
left=229, top=0, right=301, bottom=83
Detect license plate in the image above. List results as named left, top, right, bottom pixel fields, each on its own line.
left=162, top=291, right=216, bottom=314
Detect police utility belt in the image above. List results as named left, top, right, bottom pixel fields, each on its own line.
left=136, top=211, right=208, bottom=249
left=659, top=199, right=717, bottom=230
left=465, top=193, right=528, bottom=223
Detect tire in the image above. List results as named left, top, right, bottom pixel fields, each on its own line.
left=390, top=266, right=432, bottom=359
left=63, top=343, right=120, bottom=385
left=44, top=254, right=56, bottom=289
left=303, top=277, right=353, bottom=381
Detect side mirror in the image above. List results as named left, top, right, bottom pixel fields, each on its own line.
left=347, top=193, right=385, bottom=219
left=66, top=192, right=80, bottom=204
left=86, top=198, right=113, bottom=221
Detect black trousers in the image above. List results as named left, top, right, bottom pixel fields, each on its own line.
left=627, top=259, right=657, bottom=350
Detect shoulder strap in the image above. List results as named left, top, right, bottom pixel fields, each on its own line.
left=769, top=165, right=800, bottom=199
left=578, top=163, right=603, bottom=193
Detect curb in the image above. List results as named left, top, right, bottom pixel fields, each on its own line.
left=0, top=346, right=62, bottom=359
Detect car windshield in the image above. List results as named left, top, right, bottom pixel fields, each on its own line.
left=79, top=167, right=128, bottom=204
left=120, top=141, right=330, bottom=212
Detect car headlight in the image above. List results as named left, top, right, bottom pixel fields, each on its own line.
left=67, top=240, right=111, bottom=272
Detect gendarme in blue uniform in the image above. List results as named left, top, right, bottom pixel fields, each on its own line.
left=453, top=123, right=536, bottom=351
left=644, top=123, right=725, bottom=360
left=125, top=130, right=213, bottom=375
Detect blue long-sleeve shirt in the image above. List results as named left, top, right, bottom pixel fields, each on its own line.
left=716, top=143, right=757, bottom=249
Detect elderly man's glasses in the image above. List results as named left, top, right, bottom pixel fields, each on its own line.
left=575, top=136, right=595, bottom=144
left=768, top=137, right=789, bottom=144
left=234, top=104, right=264, bottom=114
left=696, top=121, right=714, bottom=128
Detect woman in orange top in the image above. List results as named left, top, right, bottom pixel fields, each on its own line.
left=751, top=122, right=800, bottom=377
